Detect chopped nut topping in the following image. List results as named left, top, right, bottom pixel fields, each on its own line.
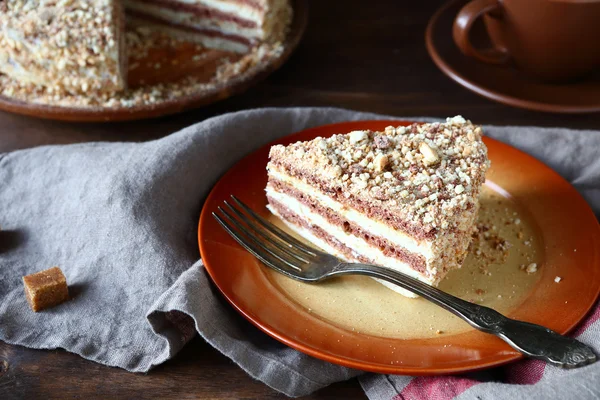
left=0, top=35, right=284, bottom=108
left=0, top=1, right=290, bottom=108
left=349, top=130, right=367, bottom=144
left=268, top=117, right=490, bottom=234
left=419, top=142, right=440, bottom=166
left=526, top=263, right=538, bottom=274
left=374, top=154, right=389, bottom=172
left=0, top=0, right=125, bottom=94
left=448, top=115, right=467, bottom=125
left=374, top=134, right=391, bottom=149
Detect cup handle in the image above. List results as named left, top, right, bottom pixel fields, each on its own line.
left=452, top=0, right=509, bottom=64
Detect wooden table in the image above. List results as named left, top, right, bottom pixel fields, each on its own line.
left=1, top=1, right=599, bottom=398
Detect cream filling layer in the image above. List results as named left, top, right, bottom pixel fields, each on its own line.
left=267, top=199, right=425, bottom=297
left=268, top=168, right=434, bottom=258
left=169, top=0, right=267, bottom=22
left=267, top=189, right=433, bottom=284
left=127, top=17, right=250, bottom=52
left=124, top=1, right=264, bottom=39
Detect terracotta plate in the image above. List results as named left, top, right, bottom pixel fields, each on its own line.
left=199, top=120, right=600, bottom=375
left=0, top=0, right=307, bottom=122
left=426, top=0, right=600, bottom=114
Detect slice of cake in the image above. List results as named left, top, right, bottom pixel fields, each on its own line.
left=0, top=0, right=127, bottom=94
left=266, top=116, right=490, bottom=297
left=124, top=0, right=292, bottom=53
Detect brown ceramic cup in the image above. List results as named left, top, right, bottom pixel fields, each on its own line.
left=452, top=0, right=600, bottom=82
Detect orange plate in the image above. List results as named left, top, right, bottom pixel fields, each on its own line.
left=0, top=0, right=307, bottom=122
left=198, top=120, right=600, bottom=375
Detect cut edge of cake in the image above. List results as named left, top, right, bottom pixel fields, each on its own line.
left=0, top=0, right=291, bottom=97
left=266, top=116, right=490, bottom=297
left=124, top=0, right=292, bottom=53
left=0, top=0, right=127, bottom=94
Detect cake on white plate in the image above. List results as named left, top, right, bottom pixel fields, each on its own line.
left=266, top=116, right=490, bottom=297
left=0, top=0, right=291, bottom=95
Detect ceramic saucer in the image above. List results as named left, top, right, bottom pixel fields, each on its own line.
left=426, top=0, right=600, bottom=113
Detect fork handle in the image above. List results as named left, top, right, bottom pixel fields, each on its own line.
left=336, top=263, right=597, bottom=368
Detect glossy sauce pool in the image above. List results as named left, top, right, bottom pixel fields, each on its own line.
left=265, top=183, right=544, bottom=339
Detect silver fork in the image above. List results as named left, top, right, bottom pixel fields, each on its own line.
left=213, top=195, right=597, bottom=369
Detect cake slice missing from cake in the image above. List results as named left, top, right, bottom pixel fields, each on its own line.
left=266, top=117, right=490, bottom=297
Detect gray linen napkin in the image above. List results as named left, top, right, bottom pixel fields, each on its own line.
left=1, top=107, right=599, bottom=399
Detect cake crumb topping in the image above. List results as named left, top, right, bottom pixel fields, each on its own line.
left=523, top=263, right=538, bottom=274
left=0, top=0, right=125, bottom=94
left=269, top=117, right=490, bottom=232
left=0, top=32, right=283, bottom=108
left=0, top=1, right=287, bottom=108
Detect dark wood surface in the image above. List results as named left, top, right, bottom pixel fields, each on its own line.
left=1, top=1, right=600, bottom=399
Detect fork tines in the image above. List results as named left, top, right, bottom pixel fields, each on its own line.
left=212, top=196, right=321, bottom=278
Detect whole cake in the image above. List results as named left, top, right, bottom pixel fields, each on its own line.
left=266, top=117, right=490, bottom=297
left=0, top=0, right=291, bottom=95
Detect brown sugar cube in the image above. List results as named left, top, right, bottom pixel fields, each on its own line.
left=22, top=267, right=69, bottom=312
